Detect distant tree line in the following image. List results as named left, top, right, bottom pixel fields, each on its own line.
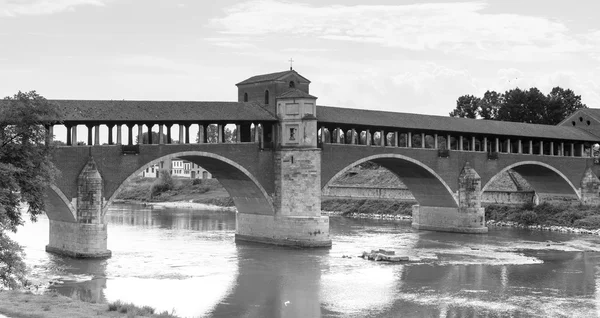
left=449, top=87, right=587, bottom=125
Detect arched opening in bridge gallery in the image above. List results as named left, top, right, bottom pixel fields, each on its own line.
left=47, top=122, right=266, bottom=146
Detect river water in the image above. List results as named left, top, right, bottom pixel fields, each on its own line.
left=10, top=203, right=600, bottom=318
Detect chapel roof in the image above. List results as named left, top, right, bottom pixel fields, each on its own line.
left=236, top=70, right=311, bottom=86
left=276, top=88, right=317, bottom=99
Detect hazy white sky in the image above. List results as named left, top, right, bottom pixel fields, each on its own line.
left=1, top=0, right=599, bottom=116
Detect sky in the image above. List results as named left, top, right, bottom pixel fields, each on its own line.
left=1, top=0, right=599, bottom=118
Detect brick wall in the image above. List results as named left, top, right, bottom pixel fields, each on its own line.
left=51, top=144, right=275, bottom=219
left=321, top=144, right=594, bottom=203
left=273, top=148, right=321, bottom=217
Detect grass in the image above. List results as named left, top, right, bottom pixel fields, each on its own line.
left=486, top=202, right=600, bottom=228
left=116, top=176, right=227, bottom=203
left=106, top=300, right=178, bottom=317
left=191, top=197, right=235, bottom=207
left=322, top=198, right=415, bottom=216
left=332, top=167, right=404, bottom=187
left=0, top=290, right=181, bottom=318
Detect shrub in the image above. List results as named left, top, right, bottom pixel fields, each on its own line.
left=485, top=204, right=514, bottom=221
left=150, top=169, right=174, bottom=198
left=574, top=215, right=600, bottom=229
left=521, top=202, right=535, bottom=211
left=511, top=210, right=538, bottom=225
left=553, top=209, right=588, bottom=225
left=192, top=178, right=203, bottom=185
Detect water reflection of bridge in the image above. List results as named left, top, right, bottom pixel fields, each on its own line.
left=107, top=205, right=236, bottom=231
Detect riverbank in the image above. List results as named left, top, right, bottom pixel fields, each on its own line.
left=0, top=290, right=179, bottom=318
left=322, top=198, right=600, bottom=235
left=116, top=177, right=231, bottom=204
left=145, top=200, right=235, bottom=211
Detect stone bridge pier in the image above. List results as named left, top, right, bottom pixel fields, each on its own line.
left=45, top=157, right=111, bottom=258
left=411, top=162, right=487, bottom=233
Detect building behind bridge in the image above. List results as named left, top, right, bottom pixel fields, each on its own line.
left=140, top=158, right=212, bottom=179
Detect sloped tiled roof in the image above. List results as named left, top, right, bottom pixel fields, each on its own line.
left=316, top=105, right=600, bottom=142
left=236, top=70, right=310, bottom=86
left=276, top=88, right=317, bottom=99
left=31, top=100, right=278, bottom=122
left=580, top=108, right=600, bottom=122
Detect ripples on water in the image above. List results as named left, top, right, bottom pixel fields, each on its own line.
left=10, top=203, right=600, bottom=318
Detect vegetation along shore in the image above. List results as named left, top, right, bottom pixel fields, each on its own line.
left=0, top=290, right=180, bottom=318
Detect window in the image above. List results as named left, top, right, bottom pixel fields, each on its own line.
left=244, top=92, right=248, bottom=102
left=265, top=90, right=269, bottom=104
left=289, top=81, right=295, bottom=88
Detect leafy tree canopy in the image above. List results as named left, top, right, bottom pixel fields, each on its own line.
left=449, top=87, right=587, bottom=125
left=0, top=91, right=59, bottom=289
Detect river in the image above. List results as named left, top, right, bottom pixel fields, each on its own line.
left=10, top=203, right=600, bottom=318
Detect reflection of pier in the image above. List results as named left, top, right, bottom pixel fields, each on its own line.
left=210, top=242, right=325, bottom=318
left=107, top=205, right=236, bottom=231
left=49, top=259, right=107, bottom=304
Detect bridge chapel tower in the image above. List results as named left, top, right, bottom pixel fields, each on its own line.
left=235, top=70, right=331, bottom=246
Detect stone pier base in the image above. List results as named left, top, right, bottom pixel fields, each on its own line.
left=411, top=205, right=488, bottom=234
left=235, top=213, right=332, bottom=247
left=46, top=219, right=112, bottom=258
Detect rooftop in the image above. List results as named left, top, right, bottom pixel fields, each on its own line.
left=236, top=70, right=310, bottom=86
left=36, top=100, right=278, bottom=123
left=276, top=88, right=317, bottom=99
left=316, top=105, right=600, bottom=142
left=4, top=97, right=597, bottom=142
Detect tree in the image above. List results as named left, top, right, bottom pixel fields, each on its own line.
left=449, top=95, right=480, bottom=119
left=546, top=87, right=587, bottom=125
left=479, top=90, right=502, bottom=120
left=224, top=126, right=237, bottom=143
left=0, top=91, right=59, bottom=289
left=450, top=87, right=587, bottom=124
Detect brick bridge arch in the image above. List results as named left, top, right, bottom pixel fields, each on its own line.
left=322, top=153, right=459, bottom=207
left=481, top=161, right=581, bottom=199
left=44, top=184, right=77, bottom=222
left=47, top=144, right=275, bottom=224
left=105, top=151, right=274, bottom=216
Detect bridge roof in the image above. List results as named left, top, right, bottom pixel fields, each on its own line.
left=47, top=100, right=278, bottom=123
left=316, top=106, right=600, bottom=142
